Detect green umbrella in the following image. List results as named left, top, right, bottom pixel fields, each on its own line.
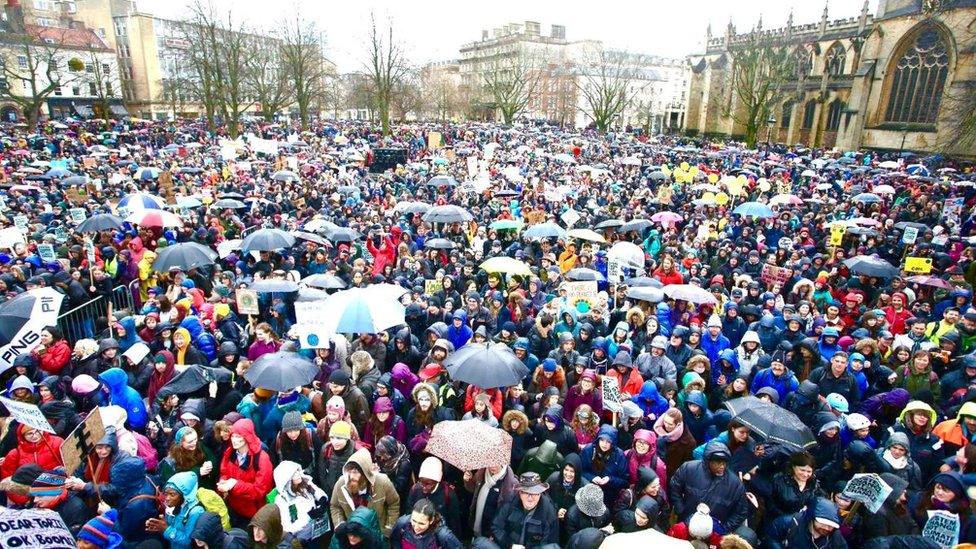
left=489, top=219, right=523, bottom=231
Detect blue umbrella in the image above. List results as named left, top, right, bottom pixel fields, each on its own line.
left=523, top=222, right=567, bottom=240
left=135, top=167, right=160, bottom=180
left=44, top=167, right=73, bottom=178
left=118, top=193, right=164, bottom=211
left=853, top=193, right=882, bottom=204
left=906, top=164, right=930, bottom=176
left=732, top=202, right=775, bottom=218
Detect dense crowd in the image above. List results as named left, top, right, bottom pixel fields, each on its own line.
left=0, top=117, right=973, bottom=549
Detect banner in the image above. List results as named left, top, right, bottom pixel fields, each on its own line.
left=60, top=407, right=105, bottom=476
left=904, top=256, right=933, bottom=274
left=424, top=279, right=443, bottom=296
left=236, top=289, right=260, bottom=316
left=842, top=473, right=892, bottom=514
left=923, top=510, right=960, bottom=548
left=466, top=156, right=478, bottom=179
left=0, top=508, right=76, bottom=549
left=0, top=396, right=55, bottom=433
left=563, top=281, right=598, bottom=309
left=601, top=376, right=622, bottom=413
left=607, top=259, right=623, bottom=283
left=828, top=223, right=846, bottom=246
left=293, top=300, right=331, bottom=349
left=760, top=264, right=792, bottom=288
left=0, top=288, right=63, bottom=374
left=249, top=136, right=279, bottom=156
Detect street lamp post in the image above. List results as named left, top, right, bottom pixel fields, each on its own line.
left=766, top=116, right=776, bottom=148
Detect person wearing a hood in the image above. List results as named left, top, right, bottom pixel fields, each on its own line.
left=884, top=292, right=913, bottom=335
left=97, top=338, right=122, bottom=372
left=172, top=327, right=207, bottom=366
left=32, top=325, right=71, bottom=375
left=910, top=472, right=976, bottom=542
left=248, top=504, right=285, bottom=549
left=635, top=335, right=677, bottom=388
left=680, top=389, right=713, bottom=445
left=861, top=472, right=918, bottom=539
left=751, top=351, right=799, bottom=405
left=818, top=327, right=842, bottom=362
left=890, top=400, right=943, bottom=481
left=373, top=435, right=412, bottom=512
left=665, top=326, right=693, bottom=372
left=935, top=401, right=976, bottom=455
left=349, top=350, right=381, bottom=399
left=606, top=351, right=644, bottom=402
left=272, top=460, right=329, bottom=545
left=528, top=357, right=568, bottom=403
left=390, top=362, right=419, bottom=401
left=446, top=310, right=472, bottom=350
left=332, top=506, right=384, bottom=549
left=549, top=331, right=582, bottom=372
left=653, top=407, right=696, bottom=477
left=531, top=404, right=578, bottom=457
left=634, top=379, right=670, bottom=422
left=544, top=451, right=582, bottom=527
left=0, top=425, right=65, bottom=505
left=895, top=350, right=941, bottom=401
left=191, top=512, right=249, bottom=549
left=212, top=340, right=241, bottom=373
left=326, top=369, right=370, bottom=431
left=734, top=330, right=766, bottom=379
left=405, top=457, right=463, bottom=536
left=580, top=425, right=628, bottom=504
left=669, top=442, right=751, bottom=540
left=147, top=350, right=176, bottom=407
left=613, top=494, right=662, bottom=534
left=98, top=367, right=148, bottom=430
left=112, top=317, right=140, bottom=354
left=388, top=328, right=422, bottom=372
left=763, top=497, right=846, bottom=549
left=563, top=369, right=603, bottom=421
left=37, top=375, right=80, bottom=437
left=146, top=471, right=205, bottom=549
left=217, top=418, right=274, bottom=524
left=751, top=314, right=783, bottom=355
left=625, top=429, right=668, bottom=493
left=877, top=431, right=923, bottom=493
left=329, top=448, right=401, bottom=538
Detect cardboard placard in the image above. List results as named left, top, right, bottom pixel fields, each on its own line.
left=923, top=510, right=960, bottom=548
left=83, top=157, right=96, bottom=168
left=904, top=256, right=933, bottom=274
left=829, top=223, right=846, bottom=246
left=427, top=131, right=442, bottom=149
left=561, top=209, right=581, bottom=227
left=236, top=289, right=259, bottom=315
left=37, top=244, right=56, bottom=263
left=60, top=407, right=105, bottom=476
left=563, top=281, right=598, bottom=309
left=0, top=396, right=56, bottom=433
left=760, top=264, right=792, bottom=289
left=601, top=375, right=622, bottom=413
left=842, top=473, right=892, bottom=514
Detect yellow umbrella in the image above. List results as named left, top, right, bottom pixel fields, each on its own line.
left=567, top=228, right=606, bottom=243
left=480, top=257, right=532, bottom=276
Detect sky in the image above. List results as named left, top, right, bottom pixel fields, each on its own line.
left=146, top=0, right=870, bottom=72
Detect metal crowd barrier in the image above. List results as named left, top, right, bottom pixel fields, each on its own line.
left=57, top=285, right=135, bottom=346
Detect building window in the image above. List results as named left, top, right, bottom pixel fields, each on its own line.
left=825, top=43, right=846, bottom=76
left=826, top=99, right=844, bottom=130
left=85, top=63, right=94, bottom=73
left=885, top=27, right=950, bottom=124
left=89, top=82, right=96, bottom=95
left=802, top=100, right=817, bottom=129
left=781, top=101, right=793, bottom=128
left=794, top=48, right=812, bottom=78
left=101, top=63, right=110, bottom=75
left=105, top=82, right=112, bottom=95
left=114, top=20, right=127, bottom=37
left=37, top=18, right=57, bottom=27
left=16, top=56, right=27, bottom=69
left=71, top=86, right=79, bottom=95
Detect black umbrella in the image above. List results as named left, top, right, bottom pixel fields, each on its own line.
left=219, top=192, right=246, bottom=199
left=724, top=396, right=815, bottom=450
left=211, top=198, right=246, bottom=209
left=76, top=213, right=124, bottom=233
left=624, top=276, right=663, bottom=288
left=494, top=189, right=521, bottom=197
left=565, top=268, right=606, bottom=282
left=243, top=351, right=319, bottom=391
left=155, top=364, right=233, bottom=402
left=894, top=221, right=927, bottom=231
left=179, top=167, right=204, bottom=174
left=844, top=255, right=900, bottom=278
left=443, top=343, right=529, bottom=387
left=241, top=228, right=296, bottom=252
left=151, top=242, right=217, bottom=272
left=423, top=205, right=473, bottom=224
left=618, top=219, right=653, bottom=234
left=250, top=279, right=299, bottom=293
left=426, top=175, right=458, bottom=187
left=302, top=274, right=346, bottom=290
left=595, top=219, right=624, bottom=230
left=424, top=238, right=455, bottom=250
left=327, top=227, right=362, bottom=243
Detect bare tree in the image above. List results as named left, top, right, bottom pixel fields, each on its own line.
left=421, top=70, right=461, bottom=121
left=0, top=26, right=85, bottom=126
left=175, top=5, right=222, bottom=128
left=321, top=74, right=344, bottom=120
left=279, top=14, right=329, bottom=129
left=363, top=14, right=409, bottom=135
left=576, top=49, right=644, bottom=132
left=480, top=46, right=541, bottom=124
left=80, top=45, right=121, bottom=127
left=157, top=76, right=191, bottom=119
left=250, top=40, right=293, bottom=122
left=391, top=69, right=423, bottom=121
left=724, top=33, right=796, bottom=147
left=344, top=73, right=376, bottom=120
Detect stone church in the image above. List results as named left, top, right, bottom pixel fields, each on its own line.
left=683, top=0, right=976, bottom=157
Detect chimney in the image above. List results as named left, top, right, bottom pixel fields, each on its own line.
left=5, top=0, right=24, bottom=33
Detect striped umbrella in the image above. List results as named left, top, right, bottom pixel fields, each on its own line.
left=125, top=209, right=183, bottom=228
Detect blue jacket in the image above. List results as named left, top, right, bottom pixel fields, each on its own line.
left=181, top=316, right=217, bottom=363
left=656, top=303, right=672, bottom=338
left=634, top=380, right=670, bottom=418
left=116, top=316, right=139, bottom=352
left=99, top=368, right=148, bottom=429
left=112, top=456, right=158, bottom=544
left=446, top=311, right=473, bottom=350
left=701, top=333, right=731, bottom=366
left=163, top=472, right=205, bottom=549
left=818, top=329, right=841, bottom=362
left=579, top=425, right=628, bottom=500
left=750, top=364, right=799, bottom=405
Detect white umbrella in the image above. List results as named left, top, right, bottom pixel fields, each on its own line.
left=607, top=241, right=645, bottom=270
left=879, top=160, right=900, bottom=169
left=663, top=284, right=718, bottom=305
left=319, top=286, right=407, bottom=334
left=600, top=529, right=694, bottom=549
left=874, top=184, right=896, bottom=194
left=0, top=287, right=64, bottom=373
left=217, top=239, right=242, bottom=259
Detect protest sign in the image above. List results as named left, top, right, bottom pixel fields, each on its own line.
left=483, top=142, right=498, bottom=161
left=563, top=281, right=598, bottom=309
left=904, top=256, right=933, bottom=274
left=829, top=223, right=846, bottom=246
left=53, top=227, right=67, bottom=243
left=83, top=157, right=96, bottom=168
left=0, top=396, right=55, bottom=433
left=760, top=264, right=792, bottom=288
left=36, top=244, right=56, bottom=263
left=923, top=510, right=960, bottom=548
left=236, top=289, right=260, bottom=315
left=0, top=227, right=24, bottom=249
left=424, top=279, right=443, bottom=296
left=84, top=241, right=96, bottom=265
left=466, top=156, right=479, bottom=179
left=13, top=215, right=28, bottom=231
left=0, top=507, right=76, bottom=549
left=841, top=473, right=892, bottom=514
left=294, top=300, right=331, bottom=349
left=560, top=209, right=581, bottom=227
left=68, top=208, right=86, bottom=225
left=601, top=376, right=622, bottom=413
left=427, top=132, right=442, bottom=149
left=607, top=259, right=623, bottom=283
left=60, top=407, right=105, bottom=476
left=902, top=226, right=919, bottom=245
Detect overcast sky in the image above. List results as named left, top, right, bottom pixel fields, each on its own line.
left=147, top=0, right=869, bottom=72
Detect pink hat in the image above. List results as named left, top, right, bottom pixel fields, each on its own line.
left=71, top=374, right=99, bottom=395
left=326, top=395, right=346, bottom=414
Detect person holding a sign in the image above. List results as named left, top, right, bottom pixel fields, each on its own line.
left=910, top=472, right=976, bottom=542
left=0, top=425, right=66, bottom=505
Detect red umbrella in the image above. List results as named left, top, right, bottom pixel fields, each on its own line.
left=125, top=209, right=183, bottom=228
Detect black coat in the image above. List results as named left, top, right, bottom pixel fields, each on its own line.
left=563, top=505, right=611, bottom=543
left=767, top=471, right=820, bottom=520
left=491, top=495, right=559, bottom=549
left=669, top=458, right=749, bottom=532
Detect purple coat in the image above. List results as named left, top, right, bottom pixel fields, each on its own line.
left=391, top=363, right=419, bottom=397
left=563, top=385, right=603, bottom=421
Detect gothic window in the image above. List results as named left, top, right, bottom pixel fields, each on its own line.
left=781, top=101, right=793, bottom=128
left=885, top=27, right=950, bottom=124
left=794, top=48, right=813, bottom=78
left=826, top=100, right=844, bottom=131
left=802, top=100, right=817, bottom=129
left=825, top=43, right=846, bottom=76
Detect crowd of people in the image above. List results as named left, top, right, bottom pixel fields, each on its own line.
left=0, top=116, right=973, bottom=549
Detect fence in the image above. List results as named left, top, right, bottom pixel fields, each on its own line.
left=57, top=285, right=135, bottom=346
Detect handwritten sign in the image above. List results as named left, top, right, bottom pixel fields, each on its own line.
left=563, top=281, right=598, bottom=309
left=236, top=288, right=259, bottom=315
left=760, top=264, right=792, bottom=289
left=607, top=259, right=622, bottom=283
left=902, top=226, right=919, bottom=245
left=0, top=508, right=76, bottom=549
left=68, top=208, right=86, bottom=225
left=904, top=257, right=933, bottom=274
left=427, top=132, right=442, bottom=150
left=83, top=241, right=95, bottom=265
left=561, top=209, right=581, bottom=227
left=602, top=375, right=622, bottom=413
left=842, top=473, right=892, bottom=514
left=13, top=215, right=28, bottom=231
left=36, top=244, right=56, bottom=263
left=0, top=396, right=55, bottom=433
left=829, top=223, right=846, bottom=246
left=60, top=407, right=105, bottom=476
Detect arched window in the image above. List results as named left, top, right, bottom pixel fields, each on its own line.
left=781, top=101, right=793, bottom=128
left=802, top=101, right=817, bottom=129
left=885, top=27, right=950, bottom=124
left=794, top=48, right=812, bottom=78
left=826, top=100, right=844, bottom=131
left=825, top=43, right=846, bottom=76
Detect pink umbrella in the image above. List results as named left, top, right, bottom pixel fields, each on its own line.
left=125, top=209, right=183, bottom=228
left=425, top=419, right=512, bottom=471
left=770, top=194, right=803, bottom=206
left=905, top=275, right=955, bottom=290
left=850, top=217, right=881, bottom=227
left=651, top=211, right=683, bottom=225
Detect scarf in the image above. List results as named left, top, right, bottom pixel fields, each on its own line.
left=882, top=449, right=908, bottom=470
left=653, top=415, right=684, bottom=443
left=474, top=466, right=506, bottom=536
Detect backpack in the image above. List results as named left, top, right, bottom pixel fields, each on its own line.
left=196, top=487, right=232, bottom=530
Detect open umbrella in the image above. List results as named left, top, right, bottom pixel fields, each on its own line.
left=489, top=219, right=523, bottom=231
left=853, top=193, right=882, bottom=204
left=650, top=212, right=683, bottom=225
left=733, top=202, right=775, bottom=218
left=424, top=238, right=455, bottom=250
left=271, top=170, right=299, bottom=182
left=770, top=194, right=803, bottom=206
left=210, top=198, right=246, bottom=209
left=595, top=219, right=624, bottom=230
left=0, top=287, right=64, bottom=373
left=301, top=274, right=346, bottom=290
left=905, top=275, right=955, bottom=290
left=76, top=213, right=123, bottom=233
left=523, top=222, right=567, bottom=240
left=443, top=343, right=530, bottom=387
left=118, top=192, right=164, bottom=211
left=425, top=419, right=513, bottom=471
left=567, top=229, right=606, bottom=243
left=155, top=364, right=233, bottom=402
left=397, top=202, right=431, bottom=215
left=648, top=171, right=669, bottom=181
left=319, top=286, right=406, bottom=333
left=618, top=219, right=653, bottom=234
left=327, top=227, right=362, bottom=243
left=724, top=396, right=815, bottom=449
left=844, top=255, right=900, bottom=278
left=244, top=351, right=318, bottom=391
left=290, top=231, right=330, bottom=246
left=565, top=268, right=606, bottom=282
left=250, top=279, right=300, bottom=293
left=423, top=205, right=473, bottom=224
left=216, top=239, right=241, bottom=259
left=607, top=242, right=645, bottom=269
left=626, top=286, right=665, bottom=303
left=480, top=257, right=532, bottom=276
left=125, top=209, right=183, bottom=228
left=873, top=184, right=896, bottom=195
left=241, top=228, right=296, bottom=252
left=151, top=242, right=217, bottom=272
left=663, top=284, right=718, bottom=305
left=425, top=175, right=458, bottom=187
left=624, top=276, right=663, bottom=288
